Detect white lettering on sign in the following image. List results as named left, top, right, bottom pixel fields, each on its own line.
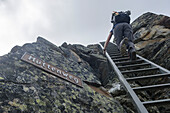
left=42, top=63, right=46, bottom=68
left=56, top=69, right=62, bottom=75
left=51, top=67, right=56, bottom=72
left=74, top=78, right=79, bottom=84
left=47, top=65, right=51, bottom=70
left=21, top=52, right=83, bottom=87
left=36, top=59, right=41, bottom=65
left=69, top=75, right=73, bottom=80
left=28, top=55, right=33, bottom=61
left=32, top=58, right=36, bottom=63
left=62, top=72, right=68, bottom=78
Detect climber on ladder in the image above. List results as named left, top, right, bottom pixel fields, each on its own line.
left=103, top=10, right=136, bottom=60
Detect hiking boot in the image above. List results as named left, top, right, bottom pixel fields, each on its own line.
left=119, top=37, right=128, bottom=56
left=129, top=48, right=136, bottom=60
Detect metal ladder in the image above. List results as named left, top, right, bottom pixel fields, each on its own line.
left=99, top=42, right=170, bottom=113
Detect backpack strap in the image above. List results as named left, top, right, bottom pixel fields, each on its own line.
left=111, top=11, right=119, bottom=23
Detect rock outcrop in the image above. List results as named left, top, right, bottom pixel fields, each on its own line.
left=132, top=12, right=170, bottom=70
left=0, top=37, right=124, bottom=113
left=61, top=42, right=114, bottom=86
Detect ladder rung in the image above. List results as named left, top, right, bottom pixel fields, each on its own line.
left=111, top=55, right=129, bottom=59
left=126, top=73, right=170, bottom=81
left=108, top=51, right=119, bottom=54
left=118, top=63, right=150, bottom=69
left=115, top=59, right=144, bottom=65
left=108, top=50, right=119, bottom=52
left=107, top=48, right=119, bottom=50
left=143, top=99, right=170, bottom=106
left=112, top=57, right=130, bottom=62
left=109, top=53, right=120, bottom=55
left=110, top=53, right=122, bottom=56
left=121, top=67, right=159, bottom=74
left=132, top=83, right=170, bottom=91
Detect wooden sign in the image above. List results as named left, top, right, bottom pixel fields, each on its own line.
left=21, top=52, right=83, bottom=88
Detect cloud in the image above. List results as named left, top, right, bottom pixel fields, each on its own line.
left=0, top=0, right=170, bottom=56
left=0, top=0, right=50, bottom=55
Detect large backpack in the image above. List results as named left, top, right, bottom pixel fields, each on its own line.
left=115, top=12, right=130, bottom=24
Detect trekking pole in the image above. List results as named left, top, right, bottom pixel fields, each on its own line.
left=103, top=31, right=113, bottom=54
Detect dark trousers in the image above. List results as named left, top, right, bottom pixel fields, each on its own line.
left=113, top=23, right=135, bottom=52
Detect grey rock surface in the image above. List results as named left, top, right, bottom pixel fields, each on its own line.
left=0, top=37, right=125, bottom=113
left=132, top=12, right=170, bottom=70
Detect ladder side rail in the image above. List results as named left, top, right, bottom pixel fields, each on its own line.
left=99, top=43, right=148, bottom=113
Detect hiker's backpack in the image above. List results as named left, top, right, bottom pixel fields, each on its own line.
left=115, top=12, right=130, bottom=24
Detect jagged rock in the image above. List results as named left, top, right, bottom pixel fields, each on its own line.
left=0, top=37, right=125, bottom=112
left=137, top=38, right=170, bottom=70
left=61, top=43, right=113, bottom=86
left=132, top=12, right=170, bottom=33
left=132, top=12, right=170, bottom=70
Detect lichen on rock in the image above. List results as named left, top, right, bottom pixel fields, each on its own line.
left=0, top=37, right=125, bottom=112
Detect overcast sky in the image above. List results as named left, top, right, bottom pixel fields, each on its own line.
left=0, top=0, right=169, bottom=56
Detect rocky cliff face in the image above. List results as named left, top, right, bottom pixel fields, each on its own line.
left=131, top=12, right=170, bottom=70
left=0, top=37, right=124, bottom=113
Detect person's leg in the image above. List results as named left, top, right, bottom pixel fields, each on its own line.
left=123, top=23, right=136, bottom=60
left=123, top=23, right=135, bottom=49
left=119, top=37, right=128, bottom=56
left=114, top=23, right=128, bottom=56
left=114, top=23, right=124, bottom=49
